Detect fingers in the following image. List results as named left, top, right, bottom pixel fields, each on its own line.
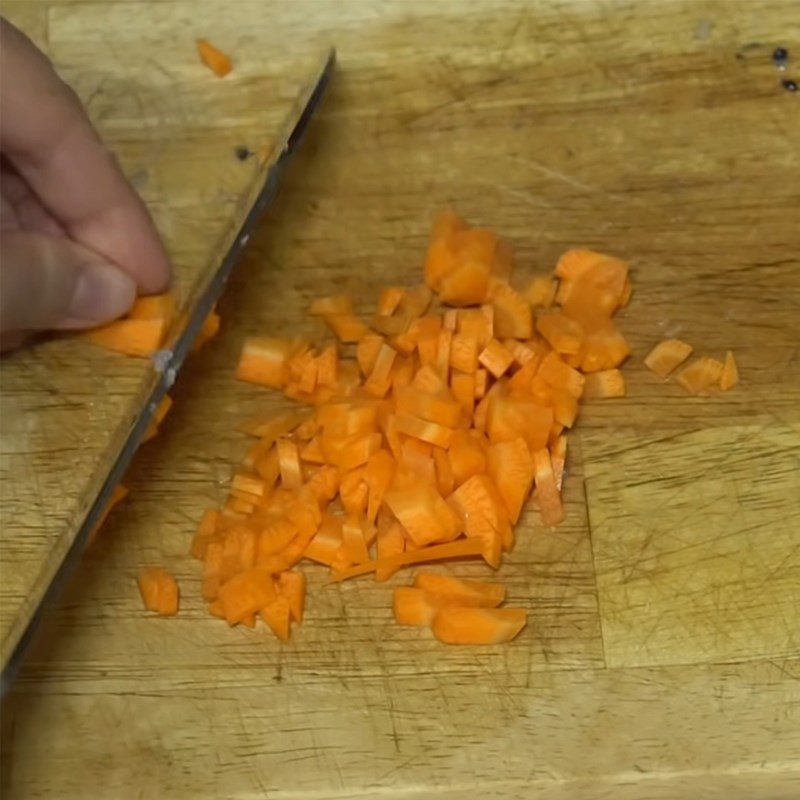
left=0, top=19, right=170, bottom=293
left=0, top=230, right=136, bottom=343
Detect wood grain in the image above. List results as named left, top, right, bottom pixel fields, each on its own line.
left=2, top=0, right=800, bottom=797
left=0, top=2, right=330, bottom=668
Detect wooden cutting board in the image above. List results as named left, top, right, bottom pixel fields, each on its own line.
left=2, top=1, right=799, bottom=798
left=0, top=6, right=330, bottom=669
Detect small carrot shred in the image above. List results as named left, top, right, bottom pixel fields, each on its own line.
left=583, top=369, right=626, bottom=398
left=196, top=38, right=233, bottom=77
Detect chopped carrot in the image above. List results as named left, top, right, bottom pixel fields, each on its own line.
left=719, top=351, right=739, bottom=391
left=138, top=567, right=179, bottom=616
left=85, top=318, right=166, bottom=357
left=331, top=537, right=486, bottom=582
left=87, top=483, right=130, bottom=546
left=644, top=338, right=693, bottom=378
left=583, top=369, right=626, bottom=398
left=478, top=339, right=514, bottom=378
left=183, top=209, right=644, bottom=644
left=196, top=38, right=233, bottom=77
left=431, top=607, right=527, bottom=644
left=309, top=295, right=354, bottom=316
left=323, top=313, right=368, bottom=342
left=414, top=572, right=505, bottom=607
left=676, top=357, right=724, bottom=395
left=393, top=587, right=439, bottom=626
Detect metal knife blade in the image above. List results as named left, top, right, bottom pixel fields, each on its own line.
left=1, top=47, right=335, bottom=694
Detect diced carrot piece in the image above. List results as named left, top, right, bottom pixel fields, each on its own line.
left=323, top=313, right=368, bottom=342
left=487, top=438, right=534, bottom=524
left=85, top=317, right=165, bottom=357
left=457, top=309, right=493, bottom=348
left=276, top=438, right=303, bottom=489
left=261, top=596, right=291, bottom=642
left=309, top=295, right=354, bottom=316
left=719, top=351, right=739, bottom=391
left=129, top=293, right=175, bottom=323
left=551, top=435, right=567, bottom=492
left=533, top=448, right=564, bottom=526
left=474, top=368, right=489, bottom=399
left=486, top=392, right=553, bottom=452
left=644, top=339, right=693, bottom=378
left=491, top=280, right=532, bottom=339
left=433, top=446, right=455, bottom=497
left=342, top=515, right=370, bottom=563
left=396, top=387, right=462, bottom=428
left=395, top=414, right=454, bottom=448
left=257, top=519, right=297, bottom=563
left=580, top=321, right=630, bottom=372
left=377, top=286, right=406, bottom=316
left=414, top=572, right=505, bottom=607
left=237, top=408, right=310, bottom=440
left=304, top=515, right=344, bottom=566
left=365, top=449, right=394, bottom=523
left=236, top=337, right=299, bottom=388
left=448, top=429, right=487, bottom=487
left=370, top=314, right=408, bottom=336
left=393, top=587, right=439, bottom=626
left=278, top=571, right=306, bottom=623
left=196, top=38, right=233, bottom=77
left=436, top=328, right=452, bottom=380
left=137, top=567, right=179, bottom=616
left=536, top=311, right=584, bottom=355
left=439, top=260, right=492, bottom=306
left=374, top=521, right=406, bottom=581
left=431, top=607, right=526, bottom=644
left=478, top=339, right=514, bottom=378
left=364, top=343, right=397, bottom=397
left=450, top=371, right=475, bottom=415
left=449, top=473, right=511, bottom=556
left=676, top=357, right=725, bottom=395
left=411, top=364, right=446, bottom=395
left=190, top=508, right=219, bottom=559
left=356, top=333, right=384, bottom=376
left=316, top=344, right=339, bottom=387
left=443, top=309, right=458, bottom=331
left=449, top=334, right=479, bottom=374
left=537, top=351, right=585, bottom=398
left=384, top=480, right=462, bottom=546
left=398, top=285, right=433, bottom=319
left=524, top=276, right=556, bottom=308
left=217, top=567, right=275, bottom=625
left=415, top=315, right=442, bottom=367
left=583, top=369, right=626, bottom=398
left=330, top=537, right=486, bottom=582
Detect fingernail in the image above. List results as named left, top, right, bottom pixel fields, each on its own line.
left=67, top=263, right=137, bottom=325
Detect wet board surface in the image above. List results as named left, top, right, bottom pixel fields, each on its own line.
left=1, top=1, right=799, bottom=798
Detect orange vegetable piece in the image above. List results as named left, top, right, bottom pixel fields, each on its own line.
left=524, top=276, right=556, bottom=308
left=217, top=567, right=275, bottom=625
left=261, top=596, right=291, bottom=642
left=487, top=438, right=534, bottom=524
left=138, top=567, right=179, bottom=616
left=304, top=515, right=344, bottom=566
left=448, top=429, right=487, bottom=487
left=384, top=480, right=462, bottom=546
left=309, top=295, right=354, bottom=316
left=719, top=351, right=739, bottom=391
left=533, top=448, right=564, bottom=526
left=414, top=572, right=505, bottom=607
left=583, top=368, right=626, bottom=398
left=537, top=351, right=585, bottom=398
left=478, top=339, right=514, bottom=379
left=87, top=483, right=130, bottom=546
left=330, top=537, right=486, bottom=582
left=323, top=313, right=368, bottom=342
left=491, top=280, right=532, bottom=339
left=536, top=311, right=584, bottom=355
left=644, top=339, right=693, bottom=378
left=276, top=438, right=303, bottom=489
left=278, top=571, right=306, bottom=623
left=393, top=587, right=439, bottom=626
left=196, top=38, right=233, bottom=77
left=191, top=309, right=221, bottom=353
left=85, top=318, right=166, bottom=357
left=375, top=521, right=406, bottom=581
left=675, top=357, right=724, bottom=395
left=431, top=607, right=526, bottom=644
left=236, top=337, right=299, bottom=388
left=377, top=286, right=405, bottom=316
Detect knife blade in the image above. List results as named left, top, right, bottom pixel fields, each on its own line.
left=1, top=47, right=336, bottom=694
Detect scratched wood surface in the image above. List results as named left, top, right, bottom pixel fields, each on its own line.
left=0, top=2, right=329, bottom=668
left=2, top=0, right=800, bottom=798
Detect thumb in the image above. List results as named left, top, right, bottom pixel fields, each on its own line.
left=0, top=230, right=136, bottom=337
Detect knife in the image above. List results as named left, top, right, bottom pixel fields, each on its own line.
left=1, top=47, right=336, bottom=694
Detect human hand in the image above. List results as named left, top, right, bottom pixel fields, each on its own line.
left=0, top=18, right=170, bottom=351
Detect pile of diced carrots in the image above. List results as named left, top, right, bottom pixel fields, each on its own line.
left=181, top=209, right=635, bottom=644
